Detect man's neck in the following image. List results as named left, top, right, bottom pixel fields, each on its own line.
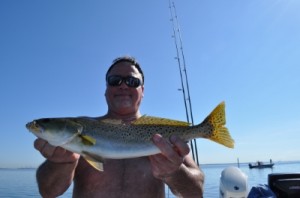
left=104, top=111, right=142, bottom=123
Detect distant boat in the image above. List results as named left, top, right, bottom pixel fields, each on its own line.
left=249, top=161, right=274, bottom=169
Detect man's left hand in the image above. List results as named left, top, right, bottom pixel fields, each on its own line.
left=149, top=134, right=190, bottom=180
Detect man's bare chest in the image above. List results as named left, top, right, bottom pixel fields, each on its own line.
left=73, top=158, right=164, bottom=198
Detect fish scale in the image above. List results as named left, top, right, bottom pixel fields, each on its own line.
left=26, top=102, right=234, bottom=171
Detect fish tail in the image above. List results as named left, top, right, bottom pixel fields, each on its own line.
left=198, top=102, right=234, bottom=148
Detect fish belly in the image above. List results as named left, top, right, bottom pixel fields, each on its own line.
left=64, top=138, right=161, bottom=160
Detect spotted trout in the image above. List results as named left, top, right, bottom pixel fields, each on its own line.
left=26, top=102, right=234, bottom=171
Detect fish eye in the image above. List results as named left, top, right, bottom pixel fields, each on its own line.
left=33, top=121, right=39, bottom=128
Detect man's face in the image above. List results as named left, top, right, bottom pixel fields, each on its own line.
left=105, top=62, right=144, bottom=116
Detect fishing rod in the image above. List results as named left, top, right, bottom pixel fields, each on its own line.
left=168, top=0, right=200, bottom=166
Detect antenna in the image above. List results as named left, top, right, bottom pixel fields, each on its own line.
left=168, top=0, right=199, bottom=166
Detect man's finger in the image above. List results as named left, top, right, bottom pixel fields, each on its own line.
left=170, top=135, right=190, bottom=157
left=34, top=138, right=47, bottom=151
left=152, top=134, right=183, bottom=165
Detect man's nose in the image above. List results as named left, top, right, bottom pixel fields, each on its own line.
left=119, top=81, right=128, bottom=88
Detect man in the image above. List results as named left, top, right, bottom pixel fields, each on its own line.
left=34, top=56, right=204, bottom=198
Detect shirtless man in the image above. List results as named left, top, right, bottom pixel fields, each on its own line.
left=34, top=56, right=204, bottom=198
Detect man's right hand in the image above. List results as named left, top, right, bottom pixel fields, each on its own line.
left=34, top=138, right=80, bottom=163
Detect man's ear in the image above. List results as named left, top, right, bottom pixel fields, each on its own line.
left=141, top=85, right=145, bottom=98
left=104, top=88, right=108, bottom=98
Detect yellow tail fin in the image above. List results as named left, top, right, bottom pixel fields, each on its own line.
left=204, top=102, right=234, bottom=148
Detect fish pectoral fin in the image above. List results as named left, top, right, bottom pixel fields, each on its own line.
left=82, top=151, right=105, bottom=171
left=80, top=135, right=96, bottom=146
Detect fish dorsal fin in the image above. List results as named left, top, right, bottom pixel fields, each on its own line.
left=80, top=135, right=96, bottom=146
left=132, top=115, right=190, bottom=126
left=82, top=151, right=105, bottom=171
left=101, top=118, right=123, bottom=125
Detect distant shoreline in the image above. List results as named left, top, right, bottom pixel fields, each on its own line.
left=202, top=160, right=300, bottom=166
left=0, top=167, right=37, bottom=170
left=1, top=160, right=299, bottom=170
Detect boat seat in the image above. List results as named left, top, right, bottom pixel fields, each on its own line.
left=268, top=173, right=300, bottom=198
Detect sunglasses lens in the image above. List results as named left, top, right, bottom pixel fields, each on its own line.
left=107, top=75, right=141, bottom=88
left=107, top=76, right=122, bottom=86
left=126, top=77, right=141, bottom=88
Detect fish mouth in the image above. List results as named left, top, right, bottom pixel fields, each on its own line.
left=26, top=121, right=43, bottom=133
left=25, top=122, right=32, bottom=129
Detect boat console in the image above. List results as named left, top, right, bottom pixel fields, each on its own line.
left=268, top=173, right=300, bottom=198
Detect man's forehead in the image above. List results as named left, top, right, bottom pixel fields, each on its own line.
left=108, top=62, right=140, bottom=74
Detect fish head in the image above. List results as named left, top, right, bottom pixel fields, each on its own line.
left=26, top=118, right=83, bottom=147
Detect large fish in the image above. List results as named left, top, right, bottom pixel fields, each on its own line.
left=26, top=102, right=234, bottom=171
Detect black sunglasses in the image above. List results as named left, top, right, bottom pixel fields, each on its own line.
left=107, top=75, right=142, bottom=88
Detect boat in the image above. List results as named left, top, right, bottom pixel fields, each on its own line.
left=219, top=166, right=249, bottom=197
left=219, top=165, right=300, bottom=197
left=249, top=161, right=274, bottom=169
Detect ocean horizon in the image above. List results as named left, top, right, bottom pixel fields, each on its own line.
left=3, top=160, right=299, bottom=169
left=0, top=160, right=299, bottom=197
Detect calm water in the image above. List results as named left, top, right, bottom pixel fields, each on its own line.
left=0, top=161, right=299, bottom=197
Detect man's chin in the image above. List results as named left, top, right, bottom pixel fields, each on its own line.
left=115, top=101, right=133, bottom=109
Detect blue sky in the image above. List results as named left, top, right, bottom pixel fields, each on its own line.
left=0, top=0, right=299, bottom=168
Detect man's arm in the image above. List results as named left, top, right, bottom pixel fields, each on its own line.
left=163, top=156, right=204, bottom=198
left=34, top=138, right=80, bottom=198
left=149, top=134, right=204, bottom=198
